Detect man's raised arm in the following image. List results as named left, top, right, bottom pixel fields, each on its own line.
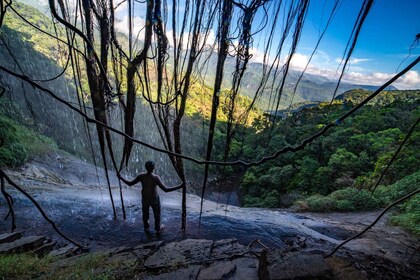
left=156, top=175, right=184, bottom=192
left=118, top=173, right=144, bottom=186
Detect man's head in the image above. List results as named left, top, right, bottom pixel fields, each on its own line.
left=145, top=161, right=155, bottom=173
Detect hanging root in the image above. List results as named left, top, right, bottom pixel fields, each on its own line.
left=1, top=174, right=15, bottom=231
left=369, top=117, right=420, bottom=196
left=325, top=189, right=420, bottom=258
left=0, top=169, right=82, bottom=248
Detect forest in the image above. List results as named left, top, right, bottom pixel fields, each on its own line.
left=0, top=0, right=419, bottom=278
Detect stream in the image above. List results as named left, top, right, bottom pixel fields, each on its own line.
left=0, top=153, right=418, bottom=267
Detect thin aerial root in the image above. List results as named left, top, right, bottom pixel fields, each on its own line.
left=325, top=189, right=420, bottom=258
left=0, top=169, right=82, bottom=248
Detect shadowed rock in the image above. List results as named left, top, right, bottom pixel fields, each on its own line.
left=264, top=251, right=333, bottom=279
left=32, top=241, right=57, bottom=257
left=0, top=232, right=22, bottom=244
left=142, top=266, right=201, bottom=280
left=145, top=239, right=213, bottom=269
left=198, top=261, right=236, bottom=279
left=0, top=236, right=45, bottom=254
left=49, top=244, right=79, bottom=258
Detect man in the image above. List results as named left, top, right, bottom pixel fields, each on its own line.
left=118, top=161, right=183, bottom=234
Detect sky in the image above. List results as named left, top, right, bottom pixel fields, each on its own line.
left=32, top=0, right=420, bottom=89
left=291, top=0, right=420, bottom=89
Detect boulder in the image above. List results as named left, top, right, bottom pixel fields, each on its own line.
left=32, top=241, right=57, bottom=257
left=49, top=244, right=79, bottom=258
left=0, top=232, right=22, bottom=244
left=0, top=236, right=46, bottom=254
left=231, top=257, right=259, bottom=280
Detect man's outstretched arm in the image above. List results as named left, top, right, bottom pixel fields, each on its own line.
left=156, top=176, right=184, bottom=192
left=118, top=173, right=144, bottom=186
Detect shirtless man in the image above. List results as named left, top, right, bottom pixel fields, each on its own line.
left=118, top=161, right=183, bottom=234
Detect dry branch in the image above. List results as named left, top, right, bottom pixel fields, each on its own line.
left=0, top=169, right=82, bottom=248
left=325, top=188, right=420, bottom=258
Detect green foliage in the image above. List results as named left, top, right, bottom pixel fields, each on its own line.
left=48, top=253, right=115, bottom=280
left=239, top=89, right=419, bottom=209
left=0, top=115, right=57, bottom=167
left=297, top=172, right=420, bottom=235
left=243, top=189, right=280, bottom=208
left=0, top=116, right=28, bottom=167
left=374, top=171, right=420, bottom=205
left=390, top=194, right=420, bottom=236
left=301, top=172, right=419, bottom=212
left=0, top=253, right=53, bottom=279
left=0, top=252, right=119, bottom=280
left=304, top=188, right=376, bottom=212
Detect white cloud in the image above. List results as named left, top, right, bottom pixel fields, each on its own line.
left=285, top=53, right=420, bottom=89
left=351, top=58, right=372, bottom=64
left=335, top=57, right=372, bottom=65
left=283, top=53, right=309, bottom=70
left=114, top=16, right=146, bottom=40
left=341, top=70, right=420, bottom=89
left=249, top=47, right=268, bottom=64
left=397, top=71, right=420, bottom=88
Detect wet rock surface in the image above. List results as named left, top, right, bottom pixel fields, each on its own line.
left=0, top=152, right=419, bottom=279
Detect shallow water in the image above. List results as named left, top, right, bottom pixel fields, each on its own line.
left=0, top=185, right=326, bottom=249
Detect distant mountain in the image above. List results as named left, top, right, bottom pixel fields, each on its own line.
left=335, top=88, right=419, bottom=105
left=201, top=54, right=399, bottom=111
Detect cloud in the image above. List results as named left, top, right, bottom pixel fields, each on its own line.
left=249, top=47, right=268, bottom=64
left=283, top=53, right=309, bottom=70
left=397, top=71, right=420, bottom=88
left=283, top=53, right=420, bottom=89
left=341, top=70, right=420, bottom=89
left=283, top=52, right=419, bottom=89
left=335, top=57, right=372, bottom=65
left=114, top=16, right=146, bottom=41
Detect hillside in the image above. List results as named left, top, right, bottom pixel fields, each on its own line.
left=234, top=88, right=419, bottom=232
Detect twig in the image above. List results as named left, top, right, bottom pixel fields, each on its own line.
left=248, top=239, right=269, bottom=250
left=369, top=117, right=420, bottom=195
left=0, top=169, right=82, bottom=248
left=325, top=188, right=420, bottom=258
left=1, top=174, right=15, bottom=231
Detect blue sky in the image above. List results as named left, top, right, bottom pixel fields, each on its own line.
left=291, top=0, right=420, bottom=88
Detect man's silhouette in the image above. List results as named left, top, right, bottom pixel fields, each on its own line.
left=118, top=161, right=183, bottom=234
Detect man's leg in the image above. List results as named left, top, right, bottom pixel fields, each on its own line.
left=151, top=198, right=161, bottom=232
left=142, top=198, right=150, bottom=230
